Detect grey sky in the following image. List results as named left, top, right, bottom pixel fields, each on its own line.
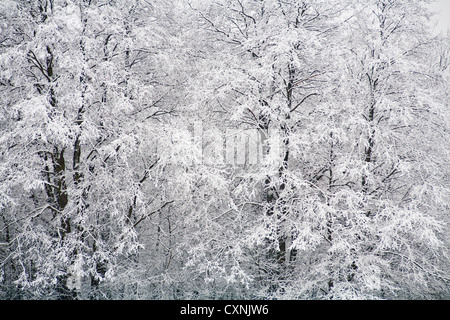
left=429, top=0, right=450, bottom=35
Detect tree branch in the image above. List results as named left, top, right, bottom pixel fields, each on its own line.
left=290, top=92, right=318, bottom=112
left=133, top=200, right=174, bottom=228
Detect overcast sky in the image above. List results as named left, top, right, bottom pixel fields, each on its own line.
left=429, top=0, right=450, bottom=35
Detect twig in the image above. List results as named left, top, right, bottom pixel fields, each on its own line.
left=133, top=200, right=175, bottom=228
left=290, top=93, right=318, bottom=112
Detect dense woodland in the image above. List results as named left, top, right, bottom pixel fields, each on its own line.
left=0, top=0, right=449, bottom=300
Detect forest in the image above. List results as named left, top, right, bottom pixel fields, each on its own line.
left=0, top=0, right=449, bottom=300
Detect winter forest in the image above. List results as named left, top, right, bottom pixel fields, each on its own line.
left=0, top=0, right=449, bottom=300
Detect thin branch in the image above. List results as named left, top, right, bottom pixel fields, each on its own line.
left=211, top=202, right=264, bottom=221
left=290, top=92, right=318, bottom=112
left=133, top=200, right=174, bottom=228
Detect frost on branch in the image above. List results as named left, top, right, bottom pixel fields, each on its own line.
left=0, top=0, right=448, bottom=300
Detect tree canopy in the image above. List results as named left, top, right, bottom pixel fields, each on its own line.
left=1, top=0, right=449, bottom=300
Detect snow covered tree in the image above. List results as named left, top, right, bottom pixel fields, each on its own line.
left=315, top=0, right=450, bottom=299
left=0, top=0, right=181, bottom=299
left=1, top=0, right=448, bottom=300
left=182, top=0, right=449, bottom=299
